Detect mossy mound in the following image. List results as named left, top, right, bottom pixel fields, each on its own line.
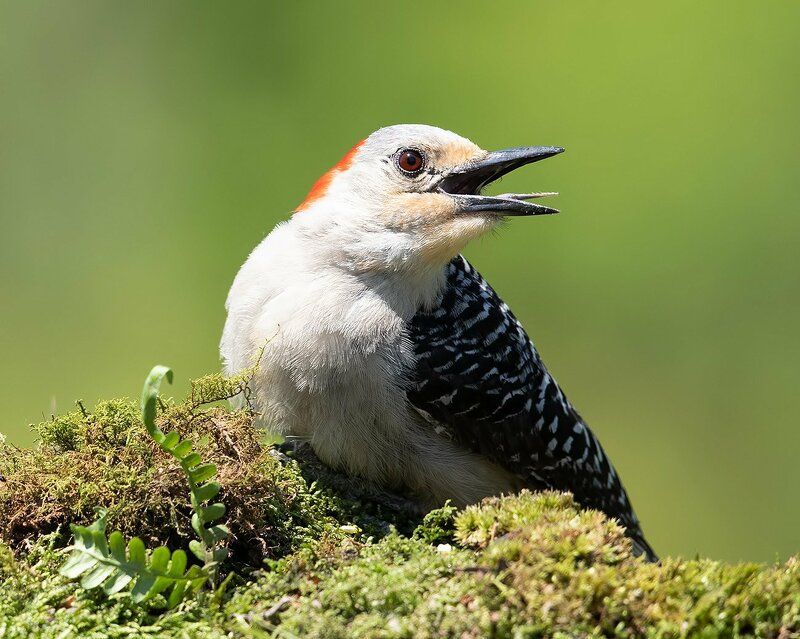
left=0, top=392, right=338, bottom=566
left=0, top=375, right=798, bottom=638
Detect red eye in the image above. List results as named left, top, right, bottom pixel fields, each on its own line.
left=397, top=149, right=425, bottom=174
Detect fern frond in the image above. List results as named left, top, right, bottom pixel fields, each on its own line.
left=60, top=365, right=232, bottom=608
left=59, top=510, right=208, bottom=607
left=140, top=366, right=230, bottom=577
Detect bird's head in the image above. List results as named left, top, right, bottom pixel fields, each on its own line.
left=293, top=124, right=563, bottom=273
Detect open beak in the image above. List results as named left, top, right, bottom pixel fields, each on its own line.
left=437, top=146, right=564, bottom=216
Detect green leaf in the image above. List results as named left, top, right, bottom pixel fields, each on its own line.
left=149, top=576, right=175, bottom=598
left=193, top=482, right=221, bottom=503
left=208, top=524, right=231, bottom=543
left=127, top=537, right=146, bottom=568
left=167, top=549, right=187, bottom=577
left=108, top=531, right=126, bottom=563
left=72, top=524, right=95, bottom=549
left=171, top=439, right=193, bottom=459
left=189, top=463, right=217, bottom=484
left=81, top=563, right=115, bottom=589
left=140, top=365, right=173, bottom=441
left=60, top=551, right=98, bottom=579
left=189, top=540, right=206, bottom=561
left=60, top=365, right=231, bottom=611
left=212, top=547, right=229, bottom=563
left=167, top=582, right=187, bottom=609
left=201, top=503, right=226, bottom=522
left=161, top=431, right=180, bottom=450
left=191, top=513, right=205, bottom=540
left=103, top=570, right=133, bottom=596
left=60, top=512, right=211, bottom=609
left=149, top=546, right=170, bottom=574
left=131, top=573, right=156, bottom=602
left=181, top=452, right=202, bottom=469
left=186, top=565, right=210, bottom=590
left=92, top=529, right=109, bottom=556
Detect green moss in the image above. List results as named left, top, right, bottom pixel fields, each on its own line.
left=413, top=502, right=458, bottom=546
left=187, top=369, right=254, bottom=409
left=0, top=385, right=344, bottom=564
left=1, top=376, right=799, bottom=638
left=34, top=398, right=142, bottom=452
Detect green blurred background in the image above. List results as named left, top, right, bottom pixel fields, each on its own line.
left=1, top=1, right=799, bottom=563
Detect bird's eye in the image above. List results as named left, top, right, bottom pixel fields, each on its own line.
left=396, top=148, right=425, bottom=175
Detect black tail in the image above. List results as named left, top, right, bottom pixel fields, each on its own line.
left=630, top=531, right=658, bottom=562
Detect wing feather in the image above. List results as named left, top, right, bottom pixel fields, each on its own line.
left=407, top=256, right=655, bottom=560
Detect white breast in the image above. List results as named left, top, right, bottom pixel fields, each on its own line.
left=221, top=219, right=519, bottom=504
left=221, top=222, right=418, bottom=482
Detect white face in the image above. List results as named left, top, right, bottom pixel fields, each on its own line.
left=294, top=124, right=561, bottom=274
left=338, top=125, right=494, bottom=268
left=350, top=124, right=486, bottom=197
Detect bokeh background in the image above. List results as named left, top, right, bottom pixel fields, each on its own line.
left=2, top=1, right=799, bottom=563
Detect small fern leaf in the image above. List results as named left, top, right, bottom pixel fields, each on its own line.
left=127, top=536, right=147, bottom=569
left=130, top=573, right=157, bottom=602
left=171, top=439, right=194, bottom=459
left=149, top=546, right=171, bottom=572
left=188, top=540, right=206, bottom=562
left=61, top=510, right=209, bottom=608
left=61, top=551, right=99, bottom=579
left=81, top=563, right=116, bottom=589
left=61, top=510, right=109, bottom=579
left=208, top=524, right=231, bottom=543
left=187, top=565, right=210, bottom=590
left=182, top=452, right=202, bottom=469
left=193, top=481, right=220, bottom=503
left=167, top=549, right=188, bottom=577
left=191, top=513, right=205, bottom=540
left=201, top=503, right=226, bottom=522
left=189, top=463, right=217, bottom=484
left=140, top=365, right=173, bottom=442
left=103, top=569, right=133, bottom=596
left=212, top=547, right=229, bottom=563
left=167, top=582, right=187, bottom=609
left=161, top=430, right=181, bottom=450
left=137, top=365, right=230, bottom=586
left=108, top=531, right=126, bottom=563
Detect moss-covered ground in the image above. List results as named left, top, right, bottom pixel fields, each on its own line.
left=0, top=374, right=798, bottom=638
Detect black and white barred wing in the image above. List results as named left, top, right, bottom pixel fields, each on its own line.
left=407, top=256, right=654, bottom=558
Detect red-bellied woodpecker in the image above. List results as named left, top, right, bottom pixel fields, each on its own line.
left=220, top=124, right=656, bottom=560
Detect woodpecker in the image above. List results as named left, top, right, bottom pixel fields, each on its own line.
left=220, top=124, right=656, bottom=560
